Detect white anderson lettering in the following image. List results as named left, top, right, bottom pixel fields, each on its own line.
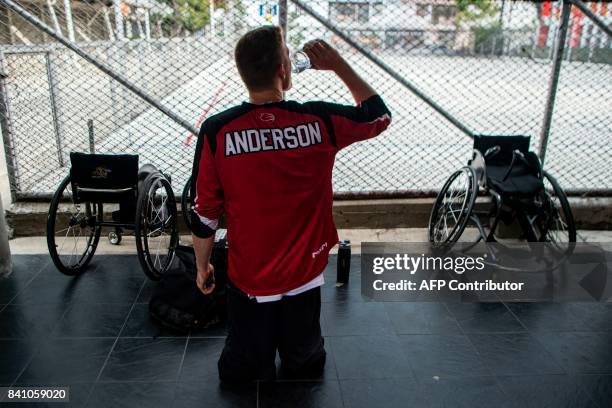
left=224, top=122, right=322, bottom=156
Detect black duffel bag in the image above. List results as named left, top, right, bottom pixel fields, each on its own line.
left=148, top=240, right=227, bottom=333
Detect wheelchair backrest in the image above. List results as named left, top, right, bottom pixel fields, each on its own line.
left=70, top=152, right=138, bottom=203
left=473, top=135, right=531, bottom=165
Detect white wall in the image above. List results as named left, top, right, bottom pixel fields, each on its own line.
left=0, top=125, right=12, bottom=207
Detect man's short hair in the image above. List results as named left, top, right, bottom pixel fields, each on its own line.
left=235, top=26, right=284, bottom=92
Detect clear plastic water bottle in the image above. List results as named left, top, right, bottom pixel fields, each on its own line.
left=291, top=50, right=311, bottom=74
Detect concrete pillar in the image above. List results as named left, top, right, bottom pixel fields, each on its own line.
left=0, top=123, right=12, bottom=209
left=0, top=193, right=11, bottom=278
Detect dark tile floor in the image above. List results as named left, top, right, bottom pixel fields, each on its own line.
left=1, top=254, right=611, bottom=407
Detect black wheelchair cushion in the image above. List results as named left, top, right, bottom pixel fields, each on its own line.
left=473, top=135, right=543, bottom=197
left=70, top=152, right=138, bottom=190
left=486, top=161, right=543, bottom=197
left=474, top=134, right=531, bottom=165
left=69, top=152, right=138, bottom=203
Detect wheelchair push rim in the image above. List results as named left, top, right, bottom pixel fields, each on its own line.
left=135, top=173, right=178, bottom=280
left=429, top=167, right=478, bottom=244
left=46, top=174, right=102, bottom=275
left=532, top=171, right=577, bottom=244
left=181, top=175, right=193, bottom=232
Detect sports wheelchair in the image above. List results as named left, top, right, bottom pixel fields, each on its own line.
left=46, top=152, right=178, bottom=279
left=428, top=135, right=576, bottom=245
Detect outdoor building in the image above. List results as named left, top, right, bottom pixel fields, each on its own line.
left=0, top=0, right=172, bottom=44
left=1, top=0, right=610, bottom=61
left=243, top=0, right=611, bottom=58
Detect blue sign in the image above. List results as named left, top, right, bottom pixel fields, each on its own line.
left=259, top=1, right=278, bottom=17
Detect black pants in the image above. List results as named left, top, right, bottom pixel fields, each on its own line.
left=218, top=283, right=326, bottom=382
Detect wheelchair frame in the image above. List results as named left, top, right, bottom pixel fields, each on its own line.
left=46, top=152, right=179, bottom=280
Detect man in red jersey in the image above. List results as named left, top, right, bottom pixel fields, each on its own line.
left=190, top=25, right=391, bottom=382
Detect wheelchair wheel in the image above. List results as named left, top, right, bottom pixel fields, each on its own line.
left=429, top=167, right=478, bottom=244
left=181, top=175, right=193, bottom=232
left=47, top=175, right=102, bottom=275
left=534, top=171, right=577, bottom=243
left=135, top=173, right=178, bottom=280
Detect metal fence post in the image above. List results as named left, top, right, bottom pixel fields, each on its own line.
left=112, top=0, right=125, bottom=41
left=538, top=0, right=571, bottom=165
left=279, top=0, right=288, bottom=39
left=0, top=193, right=12, bottom=278
left=106, top=44, right=120, bottom=130
left=45, top=51, right=65, bottom=167
left=87, top=119, right=95, bottom=153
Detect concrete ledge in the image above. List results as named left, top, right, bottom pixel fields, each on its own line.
left=570, top=197, right=612, bottom=230
left=5, top=197, right=612, bottom=238
left=332, top=198, right=434, bottom=229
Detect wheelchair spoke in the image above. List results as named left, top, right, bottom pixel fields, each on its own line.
left=69, top=226, right=77, bottom=265
left=549, top=216, right=569, bottom=243
left=59, top=224, right=71, bottom=250
left=148, top=196, right=161, bottom=225
left=447, top=207, right=460, bottom=224
left=154, top=232, right=163, bottom=268
left=442, top=213, right=450, bottom=240
left=55, top=227, right=70, bottom=234
left=147, top=226, right=162, bottom=237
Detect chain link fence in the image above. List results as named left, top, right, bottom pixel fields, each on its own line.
left=0, top=0, right=610, bottom=201
left=544, top=9, right=612, bottom=194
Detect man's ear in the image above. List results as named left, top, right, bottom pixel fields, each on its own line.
left=278, top=63, right=287, bottom=81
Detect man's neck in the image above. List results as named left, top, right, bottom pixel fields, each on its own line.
left=248, top=88, right=284, bottom=105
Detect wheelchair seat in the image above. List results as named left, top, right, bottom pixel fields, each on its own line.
left=473, top=135, right=544, bottom=198
left=486, top=162, right=543, bottom=197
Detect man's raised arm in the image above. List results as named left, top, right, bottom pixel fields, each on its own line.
left=303, top=39, right=376, bottom=104
left=303, top=39, right=392, bottom=150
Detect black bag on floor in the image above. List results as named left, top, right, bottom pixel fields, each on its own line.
left=148, top=241, right=227, bottom=333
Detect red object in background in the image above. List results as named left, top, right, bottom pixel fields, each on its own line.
left=537, top=25, right=549, bottom=47
left=185, top=79, right=228, bottom=146
left=542, top=1, right=552, bottom=17
left=536, top=1, right=591, bottom=49
left=537, top=1, right=552, bottom=46
left=569, top=6, right=584, bottom=48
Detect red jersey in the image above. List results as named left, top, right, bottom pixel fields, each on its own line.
left=191, top=94, right=391, bottom=296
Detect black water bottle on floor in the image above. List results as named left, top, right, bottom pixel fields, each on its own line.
left=336, top=240, right=351, bottom=286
